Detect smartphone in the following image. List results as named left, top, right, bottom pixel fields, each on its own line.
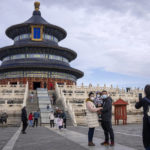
left=139, top=93, right=142, bottom=101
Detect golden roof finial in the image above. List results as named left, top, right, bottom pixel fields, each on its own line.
left=34, top=1, right=40, bottom=11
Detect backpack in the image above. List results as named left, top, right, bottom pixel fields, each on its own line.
left=144, top=97, right=150, bottom=124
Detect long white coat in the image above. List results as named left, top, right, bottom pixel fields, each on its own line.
left=86, top=99, right=100, bottom=128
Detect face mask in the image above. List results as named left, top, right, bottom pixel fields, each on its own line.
left=102, top=95, right=108, bottom=99
left=90, top=97, right=95, bottom=101
left=97, top=94, right=100, bottom=97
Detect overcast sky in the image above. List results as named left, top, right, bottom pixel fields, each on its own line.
left=1, top=0, right=150, bottom=88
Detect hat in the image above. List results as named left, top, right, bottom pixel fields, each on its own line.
left=96, top=91, right=101, bottom=94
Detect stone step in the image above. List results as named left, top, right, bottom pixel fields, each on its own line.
left=37, top=91, right=48, bottom=93
left=37, top=92, right=49, bottom=94
left=37, top=96, right=49, bottom=98
left=38, top=96, right=50, bottom=100
left=26, top=92, right=39, bottom=115
left=40, top=108, right=53, bottom=112
left=37, top=88, right=53, bottom=124
left=41, top=116, right=49, bottom=119
left=39, top=104, right=50, bottom=107
left=41, top=120, right=50, bottom=124
left=39, top=100, right=50, bottom=104
left=37, top=88, right=48, bottom=91
left=38, top=100, right=50, bottom=102
left=38, top=99, right=50, bottom=102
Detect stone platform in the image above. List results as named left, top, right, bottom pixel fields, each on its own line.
left=0, top=124, right=144, bottom=150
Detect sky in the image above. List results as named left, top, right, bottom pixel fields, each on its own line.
left=0, top=0, right=150, bottom=88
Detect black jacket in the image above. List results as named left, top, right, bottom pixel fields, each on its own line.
left=101, top=97, right=112, bottom=121
left=135, top=97, right=150, bottom=119
left=21, top=107, right=27, bottom=122
left=135, top=97, right=150, bottom=148
left=61, top=112, right=66, bottom=120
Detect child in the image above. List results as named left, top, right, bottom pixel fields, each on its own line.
left=94, top=92, right=103, bottom=122
left=57, top=116, right=63, bottom=130
left=28, top=112, right=33, bottom=127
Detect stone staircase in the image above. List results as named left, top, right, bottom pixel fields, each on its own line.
left=37, top=88, right=52, bottom=124
left=49, top=92, right=73, bottom=126
left=26, top=90, right=39, bottom=114
left=26, top=89, right=73, bottom=126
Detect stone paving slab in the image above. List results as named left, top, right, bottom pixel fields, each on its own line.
left=0, top=127, right=18, bottom=150
left=1, top=125, right=144, bottom=150
left=2, top=127, right=21, bottom=150
left=47, top=127, right=136, bottom=150
left=67, top=124, right=144, bottom=150
left=13, top=127, right=88, bottom=150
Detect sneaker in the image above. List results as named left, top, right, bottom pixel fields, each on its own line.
left=88, top=142, right=95, bottom=146
left=101, top=141, right=109, bottom=146
left=110, top=142, right=115, bottom=146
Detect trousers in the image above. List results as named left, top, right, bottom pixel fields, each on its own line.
left=101, top=121, right=114, bottom=142
left=88, top=128, right=95, bottom=142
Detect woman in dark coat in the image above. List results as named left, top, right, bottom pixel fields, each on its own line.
left=135, top=85, right=150, bottom=150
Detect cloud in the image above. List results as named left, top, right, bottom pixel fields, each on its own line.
left=1, top=0, right=150, bottom=87
left=23, top=0, right=150, bottom=18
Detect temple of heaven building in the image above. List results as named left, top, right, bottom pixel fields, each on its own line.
left=0, top=2, right=84, bottom=90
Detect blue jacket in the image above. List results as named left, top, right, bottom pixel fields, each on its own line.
left=34, top=112, right=40, bottom=119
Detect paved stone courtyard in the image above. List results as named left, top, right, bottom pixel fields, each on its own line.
left=0, top=124, right=144, bottom=150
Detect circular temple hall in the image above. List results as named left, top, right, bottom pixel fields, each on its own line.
left=0, top=2, right=84, bottom=90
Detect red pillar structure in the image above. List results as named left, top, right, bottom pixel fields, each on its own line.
left=113, top=99, right=128, bottom=125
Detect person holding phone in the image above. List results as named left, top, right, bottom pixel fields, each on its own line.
left=135, top=85, right=150, bottom=150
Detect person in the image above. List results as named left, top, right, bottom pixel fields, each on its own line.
left=94, top=91, right=103, bottom=107
left=30, top=92, right=33, bottom=103
left=49, top=111, right=55, bottom=128
left=94, top=91, right=103, bottom=122
left=28, top=112, right=33, bottom=127
left=100, top=90, right=115, bottom=146
left=50, top=96, right=54, bottom=105
left=50, top=82, right=53, bottom=90
left=44, top=82, right=47, bottom=88
left=33, top=110, right=40, bottom=127
left=57, top=116, right=63, bottom=130
left=1, top=112, right=8, bottom=125
left=53, top=93, right=56, bottom=105
left=0, top=113, right=2, bottom=124
left=61, top=111, right=67, bottom=128
left=86, top=92, right=102, bottom=146
left=54, top=107, right=61, bottom=128
left=21, top=106, right=28, bottom=134
left=54, top=107, right=59, bottom=128
left=47, top=104, right=50, bottom=111
left=135, top=85, right=150, bottom=150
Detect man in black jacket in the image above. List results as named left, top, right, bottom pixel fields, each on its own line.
left=100, top=90, right=114, bottom=146
left=21, top=106, right=28, bottom=134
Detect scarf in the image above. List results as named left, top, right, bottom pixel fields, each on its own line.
left=86, top=98, right=94, bottom=103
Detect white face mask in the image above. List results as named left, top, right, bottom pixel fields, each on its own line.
left=90, top=97, right=95, bottom=101
left=102, top=95, right=108, bottom=99
left=97, top=94, right=100, bottom=97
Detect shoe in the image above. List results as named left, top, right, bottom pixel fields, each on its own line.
left=88, top=142, right=95, bottom=146
left=22, top=131, right=26, bottom=134
left=101, top=141, right=109, bottom=146
left=110, top=142, right=115, bottom=146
